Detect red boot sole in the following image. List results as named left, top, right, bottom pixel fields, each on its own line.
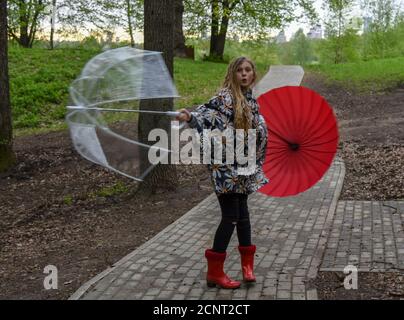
left=206, top=281, right=241, bottom=289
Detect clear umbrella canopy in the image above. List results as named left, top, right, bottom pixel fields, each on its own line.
left=66, top=47, right=182, bottom=181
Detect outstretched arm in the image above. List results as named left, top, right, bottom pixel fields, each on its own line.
left=176, top=99, right=223, bottom=134
left=256, top=115, right=268, bottom=167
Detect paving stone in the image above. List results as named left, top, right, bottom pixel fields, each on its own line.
left=69, top=75, right=362, bottom=301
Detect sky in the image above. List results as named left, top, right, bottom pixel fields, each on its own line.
left=50, top=0, right=403, bottom=43
left=281, top=0, right=362, bottom=40
left=281, top=0, right=404, bottom=40
left=283, top=0, right=325, bottom=40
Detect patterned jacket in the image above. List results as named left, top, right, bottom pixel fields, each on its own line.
left=187, top=87, right=269, bottom=195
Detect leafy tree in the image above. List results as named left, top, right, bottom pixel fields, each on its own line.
left=7, top=0, right=48, bottom=48
left=291, top=28, right=313, bottom=65
left=322, top=0, right=360, bottom=64
left=277, top=29, right=314, bottom=65
left=53, top=0, right=143, bottom=46
left=361, top=0, right=401, bottom=59
left=0, top=0, right=15, bottom=172
left=125, top=0, right=144, bottom=47
left=184, top=0, right=317, bottom=60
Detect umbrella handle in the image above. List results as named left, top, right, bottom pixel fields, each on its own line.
left=167, top=111, right=186, bottom=130
left=166, top=111, right=180, bottom=117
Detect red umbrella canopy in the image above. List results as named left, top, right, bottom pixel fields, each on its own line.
left=257, top=86, right=339, bottom=197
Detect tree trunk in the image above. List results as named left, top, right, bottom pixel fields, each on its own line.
left=209, top=0, right=220, bottom=58
left=17, top=0, right=30, bottom=47
left=174, top=0, right=186, bottom=57
left=16, top=0, right=43, bottom=48
left=126, top=0, right=135, bottom=47
left=50, top=0, right=56, bottom=49
left=137, top=0, right=177, bottom=194
left=0, top=0, right=16, bottom=172
left=209, top=0, right=231, bottom=60
left=215, top=11, right=230, bottom=58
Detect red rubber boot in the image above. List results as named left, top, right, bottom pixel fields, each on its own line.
left=238, top=245, right=257, bottom=282
left=205, top=249, right=241, bottom=289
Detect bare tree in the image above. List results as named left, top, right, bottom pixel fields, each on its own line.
left=0, top=0, right=15, bottom=172
left=137, top=0, right=178, bottom=194
left=174, top=0, right=187, bottom=57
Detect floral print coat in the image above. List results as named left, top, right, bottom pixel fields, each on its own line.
left=187, top=88, right=269, bottom=195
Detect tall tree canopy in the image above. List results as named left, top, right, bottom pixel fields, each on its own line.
left=184, top=0, right=317, bottom=59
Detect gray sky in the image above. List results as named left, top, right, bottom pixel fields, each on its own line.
left=282, top=0, right=359, bottom=40
left=283, top=0, right=404, bottom=40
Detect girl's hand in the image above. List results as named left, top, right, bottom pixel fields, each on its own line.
left=176, top=108, right=192, bottom=122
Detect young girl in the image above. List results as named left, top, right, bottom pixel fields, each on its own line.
left=176, top=57, right=269, bottom=289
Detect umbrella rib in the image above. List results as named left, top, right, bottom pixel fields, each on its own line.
left=300, top=149, right=333, bottom=168
left=265, top=148, right=288, bottom=156
left=295, top=151, right=311, bottom=193
left=261, top=94, right=292, bottom=143
left=300, top=123, right=337, bottom=147
left=302, top=148, right=337, bottom=154
left=279, top=155, right=296, bottom=196
left=298, top=89, right=316, bottom=144
left=300, top=99, right=328, bottom=144
left=263, top=150, right=288, bottom=165
left=281, top=87, right=295, bottom=141
left=301, top=108, right=334, bottom=145
left=265, top=160, right=290, bottom=197
left=299, top=150, right=323, bottom=180
left=301, top=136, right=339, bottom=148
left=267, top=128, right=294, bottom=145
left=263, top=152, right=289, bottom=174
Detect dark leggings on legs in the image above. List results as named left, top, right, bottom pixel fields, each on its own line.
left=212, top=193, right=251, bottom=253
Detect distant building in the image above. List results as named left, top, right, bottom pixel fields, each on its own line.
left=276, top=30, right=287, bottom=43
left=307, top=24, right=323, bottom=39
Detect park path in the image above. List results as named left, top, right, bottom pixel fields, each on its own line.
left=70, top=65, right=333, bottom=300
left=253, top=65, right=304, bottom=97
left=70, top=66, right=404, bottom=300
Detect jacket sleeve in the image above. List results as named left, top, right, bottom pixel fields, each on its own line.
left=256, top=114, right=268, bottom=167
left=186, top=96, right=225, bottom=134
left=186, top=104, right=214, bottom=134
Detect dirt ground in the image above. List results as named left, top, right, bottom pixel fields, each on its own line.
left=302, top=73, right=404, bottom=201
left=302, top=72, right=404, bottom=300
left=1, top=71, right=403, bottom=300
left=312, top=272, right=404, bottom=300
left=0, top=131, right=213, bottom=300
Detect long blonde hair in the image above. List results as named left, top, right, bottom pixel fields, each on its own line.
left=222, top=57, right=257, bottom=131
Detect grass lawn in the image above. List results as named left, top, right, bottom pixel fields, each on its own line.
left=307, top=57, right=404, bottom=92
left=9, top=46, right=269, bottom=135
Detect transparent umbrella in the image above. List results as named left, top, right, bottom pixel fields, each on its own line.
left=66, top=46, right=184, bottom=181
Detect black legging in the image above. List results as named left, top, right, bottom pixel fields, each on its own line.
left=212, top=193, right=252, bottom=253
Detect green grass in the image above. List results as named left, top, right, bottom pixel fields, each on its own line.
left=174, top=58, right=228, bottom=108
left=9, top=46, right=100, bottom=129
left=92, top=181, right=129, bottom=198
left=9, top=45, right=269, bottom=135
left=306, top=57, right=404, bottom=92
left=9, top=43, right=404, bottom=135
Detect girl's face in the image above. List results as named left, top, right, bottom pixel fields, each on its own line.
left=236, top=61, right=255, bottom=90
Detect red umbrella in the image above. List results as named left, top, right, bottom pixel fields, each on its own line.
left=257, top=86, right=339, bottom=197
